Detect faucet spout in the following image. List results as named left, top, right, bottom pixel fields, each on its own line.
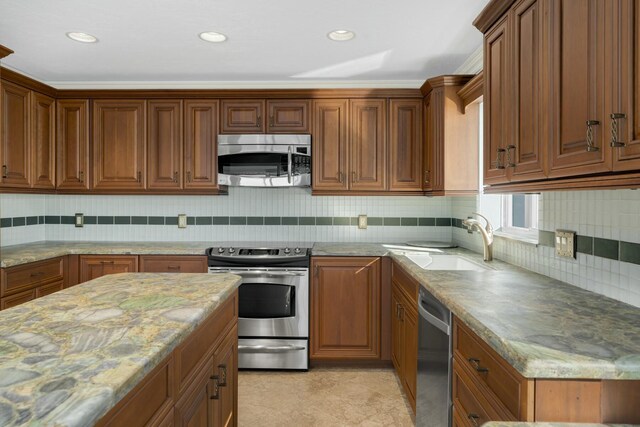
left=462, top=213, right=494, bottom=262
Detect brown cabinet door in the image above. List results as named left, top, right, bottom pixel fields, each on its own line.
left=36, top=281, right=64, bottom=298
left=1, top=81, right=30, bottom=187
left=79, top=255, right=139, bottom=283
left=31, top=92, right=55, bottom=189
left=174, top=360, right=214, bottom=427
left=389, top=99, right=422, bottom=191
left=93, top=100, right=146, bottom=190
left=266, top=100, right=310, bottom=133
left=56, top=100, right=90, bottom=190
left=0, top=288, right=36, bottom=310
left=402, top=306, right=418, bottom=412
left=148, top=100, right=183, bottom=190
left=310, top=257, right=381, bottom=360
left=391, top=288, right=404, bottom=376
left=548, top=0, right=610, bottom=177
left=220, top=100, right=264, bottom=133
left=483, top=15, right=510, bottom=185
left=212, top=327, right=237, bottom=427
left=350, top=99, right=387, bottom=191
left=611, top=0, right=640, bottom=171
left=139, top=256, right=208, bottom=273
left=184, top=100, right=219, bottom=190
left=509, top=0, right=546, bottom=182
left=312, top=100, right=349, bottom=191
left=423, top=95, right=434, bottom=191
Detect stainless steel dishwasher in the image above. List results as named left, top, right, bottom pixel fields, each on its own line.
left=416, top=287, right=452, bottom=427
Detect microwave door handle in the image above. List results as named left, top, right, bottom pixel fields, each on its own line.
left=287, top=146, right=293, bottom=184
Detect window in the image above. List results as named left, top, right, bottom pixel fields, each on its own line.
left=499, top=194, right=539, bottom=240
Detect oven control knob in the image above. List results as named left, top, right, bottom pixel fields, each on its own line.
left=217, top=248, right=225, bottom=254
left=294, top=248, right=302, bottom=254
left=228, top=248, right=235, bottom=254
left=284, top=248, right=291, bottom=254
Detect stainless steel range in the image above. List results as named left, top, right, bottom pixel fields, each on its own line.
left=207, top=244, right=311, bottom=370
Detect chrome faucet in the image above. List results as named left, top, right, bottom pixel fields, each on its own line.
left=462, top=213, right=494, bottom=262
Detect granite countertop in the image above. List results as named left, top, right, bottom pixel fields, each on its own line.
left=0, top=272, right=241, bottom=426
left=0, top=241, right=212, bottom=268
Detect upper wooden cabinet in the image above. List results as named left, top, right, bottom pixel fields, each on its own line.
left=56, top=99, right=90, bottom=190
left=389, top=99, right=423, bottom=191
left=31, top=92, right=55, bottom=189
left=350, top=99, right=387, bottom=191
left=421, top=76, right=479, bottom=195
left=148, top=100, right=182, bottom=190
left=184, top=100, right=219, bottom=190
left=267, top=100, right=310, bottom=133
left=310, top=257, right=381, bottom=360
left=220, top=100, right=264, bottom=133
left=477, top=0, right=640, bottom=191
left=93, top=100, right=146, bottom=190
left=1, top=80, right=31, bottom=187
left=312, top=99, right=349, bottom=191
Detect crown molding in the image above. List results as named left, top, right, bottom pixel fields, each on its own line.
left=0, top=45, right=14, bottom=60
left=473, top=0, right=517, bottom=33
left=457, top=72, right=483, bottom=111
left=454, top=45, right=483, bottom=75
left=420, top=75, right=474, bottom=97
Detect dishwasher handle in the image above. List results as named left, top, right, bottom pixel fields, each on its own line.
left=418, top=301, right=450, bottom=336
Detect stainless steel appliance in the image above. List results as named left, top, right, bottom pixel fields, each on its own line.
left=416, top=287, right=452, bottom=427
left=207, top=244, right=311, bottom=370
left=217, top=134, right=311, bottom=187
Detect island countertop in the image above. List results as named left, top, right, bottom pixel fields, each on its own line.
left=0, top=272, right=241, bottom=427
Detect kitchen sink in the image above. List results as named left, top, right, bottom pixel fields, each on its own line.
left=404, top=253, right=490, bottom=271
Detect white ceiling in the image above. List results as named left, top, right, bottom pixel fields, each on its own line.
left=0, top=0, right=488, bottom=88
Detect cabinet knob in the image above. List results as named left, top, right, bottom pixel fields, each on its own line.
left=610, top=113, right=626, bottom=148
left=218, top=364, right=227, bottom=386
left=210, top=375, right=220, bottom=400
left=2, top=165, right=7, bottom=179
left=79, top=170, right=84, bottom=183
left=467, top=357, right=489, bottom=373
left=586, top=120, right=601, bottom=152
left=467, top=413, right=480, bottom=427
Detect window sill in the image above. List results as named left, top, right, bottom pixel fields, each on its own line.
left=493, top=231, right=539, bottom=247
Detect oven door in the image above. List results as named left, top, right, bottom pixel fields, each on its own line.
left=208, top=267, right=308, bottom=338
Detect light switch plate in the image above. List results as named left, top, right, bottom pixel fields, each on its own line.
left=358, top=215, right=368, bottom=229
left=555, top=229, right=576, bottom=258
left=75, top=213, right=84, bottom=228
left=178, top=214, right=187, bottom=229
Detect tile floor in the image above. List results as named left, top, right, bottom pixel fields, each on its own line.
left=238, top=367, right=414, bottom=426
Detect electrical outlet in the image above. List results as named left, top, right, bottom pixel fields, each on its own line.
left=178, top=214, right=187, bottom=229
left=555, top=230, right=576, bottom=258
left=358, top=215, right=368, bottom=229
left=75, top=213, right=84, bottom=228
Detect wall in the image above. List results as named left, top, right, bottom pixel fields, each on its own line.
left=1, top=189, right=453, bottom=245
left=0, top=194, right=46, bottom=246
left=453, top=190, right=640, bottom=308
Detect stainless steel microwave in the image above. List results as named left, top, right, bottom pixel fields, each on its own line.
left=217, top=134, right=311, bottom=187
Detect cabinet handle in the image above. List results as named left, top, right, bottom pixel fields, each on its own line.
left=467, top=357, right=489, bottom=373
left=186, top=171, right=192, bottom=183
left=30, top=271, right=45, bottom=277
left=167, top=265, right=181, bottom=271
left=495, top=148, right=506, bottom=169
left=424, top=170, right=430, bottom=184
left=137, top=171, right=142, bottom=182
left=399, top=305, right=404, bottom=321
left=79, top=170, right=84, bottom=183
left=314, top=265, right=319, bottom=277
left=586, top=120, right=600, bottom=152
left=506, top=145, right=516, bottom=168
left=269, top=115, right=274, bottom=127
left=210, top=375, right=220, bottom=400
left=100, top=260, right=115, bottom=264
left=610, top=113, right=626, bottom=148
left=351, top=172, right=357, bottom=183
left=467, top=413, right=480, bottom=427
left=257, top=115, right=261, bottom=127
left=338, top=172, right=344, bottom=183
left=218, top=364, right=227, bottom=386
left=2, top=165, right=7, bottom=178
left=173, top=171, right=178, bottom=183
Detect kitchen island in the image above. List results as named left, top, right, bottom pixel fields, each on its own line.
left=0, top=272, right=240, bottom=426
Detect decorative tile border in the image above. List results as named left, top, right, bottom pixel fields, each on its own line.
left=454, top=219, right=640, bottom=266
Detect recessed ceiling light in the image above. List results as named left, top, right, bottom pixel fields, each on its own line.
left=199, top=31, right=227, bottom=43
left=327, top=30, right=355, bottom=41
left=66, top=32, right=98, bottom=43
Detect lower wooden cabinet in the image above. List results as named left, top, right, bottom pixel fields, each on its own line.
left=1, top=288, right=36, bottom=309
left=310, top=257, right=381, bottom=360
left=78, top=255, right=139, bottom=283
left=391, top=261, right=419, bottom=414
left=139, top=255, right=208, bottom=273
left=0, top=256, right=66, bottom=310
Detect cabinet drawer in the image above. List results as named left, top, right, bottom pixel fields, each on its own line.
left=36, top=281, right=64, bottom=298
left=1, top=288, right=37, bottom=310
left=139, top=256, right=207, bottom=273
left=453, top=359, right=509, bottom=425
left=453, top=319, right=526, bottom=419
left=391, top=261, right=418, bottom=303
left=1, top=257, right=64, bottom=297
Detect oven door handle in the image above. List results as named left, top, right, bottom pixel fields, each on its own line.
left=238, top=344, right=306, bottom=354
left=209, top=269, right=306, bottom=277
left=287, top=145, right=293, bottom=184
